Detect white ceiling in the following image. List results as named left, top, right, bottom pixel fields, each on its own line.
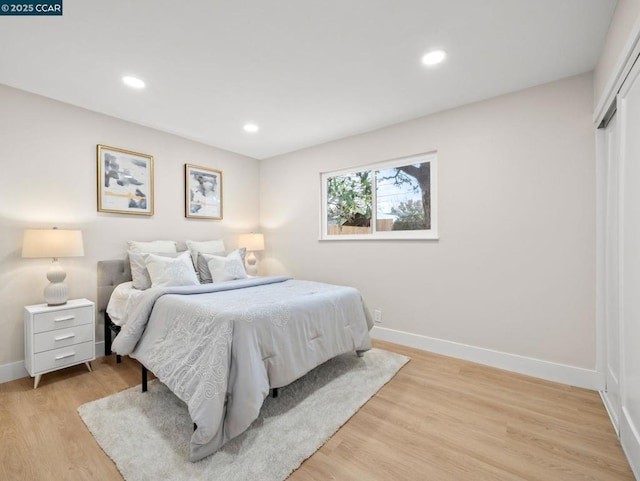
left=0, top=0, right=616, bottom=159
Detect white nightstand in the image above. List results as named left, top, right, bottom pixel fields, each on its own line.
left=24, top=298, right=95, bottom=389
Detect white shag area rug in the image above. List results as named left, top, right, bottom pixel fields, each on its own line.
left=78, top=348, right=409, bottom=481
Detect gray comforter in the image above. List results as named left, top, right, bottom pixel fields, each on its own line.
left=111, top=276, right=373, bottom=461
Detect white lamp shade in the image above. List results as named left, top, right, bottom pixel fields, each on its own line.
left=22, top=229, right=84, bottom=306
left=238, top=233, right=265, bottom=252
left=22, top=229, right=84, bottom=259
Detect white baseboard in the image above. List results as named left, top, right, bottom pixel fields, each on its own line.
left=95, top=340, right=105, bottom=358
left=621, top=407, right=640, bottom=481
left=371, top=326, right=603, bottom=390
left=600, top=390, right=621, bottom=437
left=0, top=359, right=29, bottom=384
left=2, top=331, right=601, bottom=391
left=0, top=340, right=106, bottom=385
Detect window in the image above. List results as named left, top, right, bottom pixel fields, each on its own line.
left=321, top=152, right=438, bottom=240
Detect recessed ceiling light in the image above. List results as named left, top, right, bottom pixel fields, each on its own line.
left=421, top=50, right=446, bottom=66
left=243, top=123, right=259, bottom=133
left=122, top=76, right=146, bottom=89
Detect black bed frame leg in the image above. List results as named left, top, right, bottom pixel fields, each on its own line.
left=104, top=312, right=112, bottom=356
left=272, top=387, right=278, bottom=398
left=142, top=365, right=148, bottom=392
left=105, top=311, right=123, bottom=364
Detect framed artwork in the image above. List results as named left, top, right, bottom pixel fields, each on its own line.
left=185, top=164, right=223, bottom=219
left=97, top=145, right=154, bottom=215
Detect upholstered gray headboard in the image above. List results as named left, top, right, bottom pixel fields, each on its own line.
left=97, top=259, right=132, bottom=315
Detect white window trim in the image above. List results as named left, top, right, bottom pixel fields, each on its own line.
left=320, top=152, right=438, bottom=241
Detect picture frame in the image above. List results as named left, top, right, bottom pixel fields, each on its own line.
left=97, top=145, right=154, bottom=215
left=185, top=164, right=223, bottom=219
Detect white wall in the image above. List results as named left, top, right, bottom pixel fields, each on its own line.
left=0, top=84, right=260, bottom=366
left=260, top=73, right=596, bottom=379
left=593, top=0, right=640, bottom=110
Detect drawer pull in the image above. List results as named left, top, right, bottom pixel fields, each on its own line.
left=54, top=333, right=75, bottom=341
left=55, top=352, right=75, bottom=360
left=54, top=315, right=75, bottom=322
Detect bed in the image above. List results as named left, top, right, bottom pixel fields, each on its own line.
left=97, top=259, right=373, bottom=462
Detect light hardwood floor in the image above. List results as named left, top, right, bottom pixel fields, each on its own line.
left=0, top=340, right=634, bottom=481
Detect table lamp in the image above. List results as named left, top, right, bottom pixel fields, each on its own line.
left=22, top=227, right=85, bottom=306
left=238, top=233, right=264, bottom=276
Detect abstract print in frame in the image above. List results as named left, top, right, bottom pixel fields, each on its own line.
left=185, top=164, right=223, bottom=219
left=97, top=145, right=154, bottom=215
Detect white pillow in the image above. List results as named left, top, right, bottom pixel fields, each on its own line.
left=207, top=250, right=248, bottom=283
left=198, top=248, right=246, bottom=283
left=127, top=240, right=178, bottom=253
left=144, top=251, right=200, bottom=288
left=186, top=239, right=226, bottom=270
left=128, top=251, right=183, bottom=290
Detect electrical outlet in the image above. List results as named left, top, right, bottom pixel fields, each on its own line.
left=373, top=309, right=382, bottom=323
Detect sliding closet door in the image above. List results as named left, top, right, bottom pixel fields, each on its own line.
left=602, top=114, right=621, bottom=432
left=618, top=58, right=640, bottom=476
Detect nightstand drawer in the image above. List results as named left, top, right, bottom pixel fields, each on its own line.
left=33, top=306, right=93, bottom=333
left=34, top=341, right=94, bottom=373
left=33, top=323, right=94, bottom=353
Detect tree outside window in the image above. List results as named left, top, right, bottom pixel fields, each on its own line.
left=321, top=152, right=438, bottom=240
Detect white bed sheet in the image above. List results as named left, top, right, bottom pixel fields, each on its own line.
left=106, top=281, right=144, bottom=326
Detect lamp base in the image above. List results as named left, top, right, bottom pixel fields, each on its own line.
left=44, top=260, right=69, bottom=306
left=246, top=251, right=258, bottom=276
left=46, top=301, right=68, bottom=307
